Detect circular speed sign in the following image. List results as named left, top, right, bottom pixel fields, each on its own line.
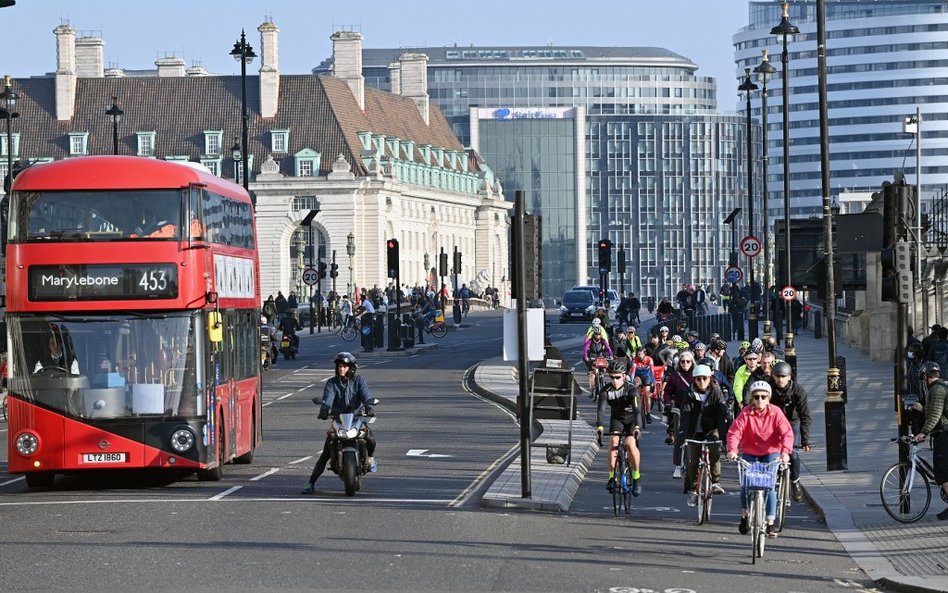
left=740, top=236, right=762, bottom=258
left=781, top=286, right=796, bottom=301
left=302, top=267, right=319, bottom=286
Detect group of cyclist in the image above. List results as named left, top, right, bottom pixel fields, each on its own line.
left=582, top=304, right=812, bottom=537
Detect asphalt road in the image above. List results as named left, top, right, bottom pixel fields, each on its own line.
left=0, top=310, right=886, bottom=593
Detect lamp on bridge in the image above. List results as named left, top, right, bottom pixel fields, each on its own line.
left=229, top=30, right=255, bottom=198
left=755, top=50, right=776, bottom=340
left=105, top=96, right=123, bottom=156
left=738, top=68, right=759, bottom=339
left=346, top=231, right=356, bottom=300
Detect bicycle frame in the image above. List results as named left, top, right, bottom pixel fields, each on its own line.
left=880, top=435, right=939, bottom=523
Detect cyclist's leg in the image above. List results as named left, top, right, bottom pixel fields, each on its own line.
left=709, top=442, right=723, bottom=484
left=684, top=442, right=699, bottom=492
left=625, top=434, right=640, bottom=472
left=608, top=433, right=620, bottom=472
left=789, top=448, right=801, bottom=482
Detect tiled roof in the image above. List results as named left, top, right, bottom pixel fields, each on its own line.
left=8, top=73, right=465, bottom=179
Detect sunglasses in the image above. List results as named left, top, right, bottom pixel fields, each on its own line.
left=610, top=375, right=624, bottom=379
left=694, top=376, right=711, bottom=381
left=752, top=394, right=770, bottom=400
left=680, top=360, right=693, bottom=364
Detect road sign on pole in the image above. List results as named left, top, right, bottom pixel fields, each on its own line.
left=725, top=266, right=743, bottom=284
left=302, top=267, right=319, bottom=287
left=740, top=235, right=762, bottom=258
left=781, top=286, right=796, bottom=301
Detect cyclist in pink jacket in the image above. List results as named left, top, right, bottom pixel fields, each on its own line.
left=726, top=380, right=794, bottom=537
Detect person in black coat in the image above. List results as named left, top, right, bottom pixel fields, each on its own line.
left=680, top=364, right=730, bottom=499
left=767, top=361, right=811, bottom=502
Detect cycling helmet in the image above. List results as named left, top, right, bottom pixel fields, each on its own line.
left=772, top=361, right=793, bottom=377
left=676, top=340, right=690, bottom=350
left=697, top=357, right=716, bottom=368
left=591, top=327, right=603, bottom=337
left=710, top=333, right=721, bottom=341
left=659, top=326, right=669, bottom=333
left=692, top=364, right=713, bottom=378
left=693, top=341, right=706, bottom=352
left=923, top=361, right=941, bottom=377
left=687, top=330, right=700, bottom=339
left=750, top=338, right=764, bottom=354
left=740, top=340, right=751, bottom=350
left=671, top=335, right=682, bottom=343
left=676, top=320, right=687, bottom=329
left=609, top=360, right=627, bottom=374
left=592, top=318, right=602, bottom=327
left=749, top=380, right=772, bottom=395
left=333, top=351, right=358, bottom=377
left=710, top=338, right=728, bottom=352
left=626, top=325, right=637, bottom=333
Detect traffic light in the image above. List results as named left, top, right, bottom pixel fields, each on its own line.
left=597, top=239, right=612, bottom=275
left=453, top=250, right=462, bottom=275
left=329, top=262, right=338, bottom=278
left=317, top=260, right=327, bottom=279
left=439, top=251, right=448, bottom=277
left=386, top=239, right=399, bottom=279
left=881, top=180, right=914, bottom=303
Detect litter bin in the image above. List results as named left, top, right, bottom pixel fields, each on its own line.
left=401, top=314, right=415, bottom=348
left=374, top=313, right=385, bottom=348
left=360, top=312, right=374, bottom=352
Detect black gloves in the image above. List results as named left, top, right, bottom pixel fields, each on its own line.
left=365, top=408, right=376, bottom=417
left=317, top=409, right=328, bottom=420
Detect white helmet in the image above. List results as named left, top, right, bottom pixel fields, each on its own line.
left=592, top=319, right=602, bottom=326
left=749, top=380, right=772, bottom=396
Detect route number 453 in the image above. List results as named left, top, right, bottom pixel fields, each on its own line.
left=139, top=269, right=168, bottom=292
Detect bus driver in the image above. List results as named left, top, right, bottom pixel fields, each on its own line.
left=34, top=334, right=80, bottom=375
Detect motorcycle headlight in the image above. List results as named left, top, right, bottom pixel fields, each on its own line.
left=345, top=428, right=358, bottom=439
left=15, top=432, right=39, bottom=456
left=170, top=428, right=196, bottom=453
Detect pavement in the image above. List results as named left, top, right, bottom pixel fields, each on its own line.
left=468, top=320, right=948, bottom=593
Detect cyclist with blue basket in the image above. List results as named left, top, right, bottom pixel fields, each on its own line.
left=596, top=360, right=643, bottom=497
left=726, top=380, right=794, bottom=537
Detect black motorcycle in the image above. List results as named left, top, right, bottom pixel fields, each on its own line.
left=280, top=332, right=299, bottom=360
left=327, top=400, right=379, bottom=496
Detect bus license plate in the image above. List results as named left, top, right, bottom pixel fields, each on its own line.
left=82, top=452, right=127, bottom=464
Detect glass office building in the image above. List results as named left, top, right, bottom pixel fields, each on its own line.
left=317, top=46, right=758, bottom=300
left=736, top=1, right=948, bottom=220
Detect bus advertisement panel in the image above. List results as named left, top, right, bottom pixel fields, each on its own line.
left=4, top=156, right=262, bottom=487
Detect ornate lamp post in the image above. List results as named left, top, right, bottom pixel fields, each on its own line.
left=0, top=75, right=18, bottom=194
left=739, top=68, right=759, bottom=339
left=105, top=96, right=123, bottom=155
left=346, top=232, right=356, bottom=300
left=772, top=0, right=799, bottom=360
left=423, top=252, right=430, bottom=286
left=755, top=50, right=776, bottom=340
left=229, top=30, right=256, bottom=197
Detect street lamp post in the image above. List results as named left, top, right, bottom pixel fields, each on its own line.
left=755, top=50, right=776, bottom=340
left=0, top=75, right=18, bottom=195
left=423, top=252, right=430, bottom=286
left=739, top=68, right=759, bottom=340
left=230, top=30, right=256, bottom=198
left=772, top=0, right=799, bottom=361
left=105, top=96, right=123, bottom=155
left=346, top=232, right=356, bottom=301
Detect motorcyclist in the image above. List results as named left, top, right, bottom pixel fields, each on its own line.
left=278, top=312, right=301, bottom=351
left=300, top=352, right=377, bottom=494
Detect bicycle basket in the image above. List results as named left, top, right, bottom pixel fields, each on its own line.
left=741, top=462, right=777, bottom=489
left=593, top=357, right=609, bottom=369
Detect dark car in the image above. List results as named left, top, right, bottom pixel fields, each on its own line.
left=559, top=289, right=596, bottom=323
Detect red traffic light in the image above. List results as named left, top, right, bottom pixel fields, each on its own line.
left=387, top=240, right=396, bottom=249
left=598, top=240, right=609, bottom=249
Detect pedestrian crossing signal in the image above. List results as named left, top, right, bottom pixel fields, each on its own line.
left=386, top=239, right=399, bottom=279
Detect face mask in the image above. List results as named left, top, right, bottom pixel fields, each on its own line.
left=907, top=352, right=915, bottom=359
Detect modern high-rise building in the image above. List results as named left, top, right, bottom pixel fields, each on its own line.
left=735, top=0, right=948, bottom=220
left=318, top=47, right=759, bottom=300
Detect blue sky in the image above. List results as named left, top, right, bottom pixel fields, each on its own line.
left=0, top=0, right=750, bottom=112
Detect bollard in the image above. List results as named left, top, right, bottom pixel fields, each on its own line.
left=825, top=367, right=848, bottom=471
left=360, top=312, right=374, bottom=352
left=387, top=311, right=401, bottom=351
left=813, top=311, right=823, bottom=339
left=785, top=332, right=797, bottom=377
left=374, top=313, right=385, bottom=348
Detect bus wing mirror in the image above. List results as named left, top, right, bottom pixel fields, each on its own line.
left=208, top=311, right=223, bottom=343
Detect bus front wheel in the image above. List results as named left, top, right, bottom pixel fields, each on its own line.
left=197, top=423, right=225, bottom=481
left=25, top=471, right=55, bottom=488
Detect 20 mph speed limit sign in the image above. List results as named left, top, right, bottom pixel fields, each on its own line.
left=781, top=286, right=796, bottom=301
left=740, top=235, right=762, bottom=257
left=302, top=267, right=319, bottom=286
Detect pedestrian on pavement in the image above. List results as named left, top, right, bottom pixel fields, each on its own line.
left=680, top=364, right=729, bottom=506
left=767, top=362, right=811, bottom=502
left=906, top=343, right=927, bottom=435
left=275, top=291, right=288, bottom=321
left=912, top=362, right=948, bottom=519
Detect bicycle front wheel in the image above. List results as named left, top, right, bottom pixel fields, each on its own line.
left=697, top=464, right=711, bottom=525
left=430, top=323, right=447, bottom=338
left=880, top=461, right=931, bottom=523
left=775, top=468, right=790, bottom=532
left=341, top=326, right=358, bottom=342
left=622, top=459, right=634, bottom=514
left=612, top=453, right=625, bottom=517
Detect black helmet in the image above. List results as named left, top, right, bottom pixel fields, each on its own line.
left=687, top=330, right=700, bottom=339
left=772, top=361, right=793, bottom=377
left=333, top=351, right=358, bottom=376
left=710, top=338, right=728, bottom=352
left=923, top=361, right=941, bottom=377
left=609, top=360, right=627, bottom=374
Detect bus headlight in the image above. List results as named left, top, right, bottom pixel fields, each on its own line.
left=170, top=428, right=195, bottom=453
left=15, top=432, right=39, bottom=456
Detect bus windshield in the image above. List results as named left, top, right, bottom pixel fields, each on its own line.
left=10, top=190, right=183, bottom=242
left=6, top=312, right=204, bottom=419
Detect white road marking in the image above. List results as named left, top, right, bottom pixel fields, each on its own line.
left=0, top=496, right=454, bottom=508
left=449, top=442, right=519, bottom=507
left=208, top=485, right=242, bottom=500
left=0, top=476, right=25, bottom=486
left=288, top=456, right=313, bottom=465
left=250, top=468, right=280, bottom=481
left=406, top=449, right=452, bottom=458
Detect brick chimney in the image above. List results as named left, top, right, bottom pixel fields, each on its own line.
left=75, top=35, right=104, bottom=78
left=388, top=62, right=401, bottom=95
left=54, top=23, right=77, bottom=120
left=331, top=31, right=364, bottom=111
left=258, top=19, right=279, bottom=118
left=398, top=52, right=429, bottom=126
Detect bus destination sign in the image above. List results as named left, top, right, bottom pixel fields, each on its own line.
left=29, top=264, right=179, bottom=301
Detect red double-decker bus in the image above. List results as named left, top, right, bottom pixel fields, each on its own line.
left=5, top=156, right=262, bottom=487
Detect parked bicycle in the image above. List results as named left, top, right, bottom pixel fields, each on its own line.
left=685, top=438, right=722, bottom=525
left=736, top=458, right=782, bottom=564
left=879, top=435, right=947, bottom=523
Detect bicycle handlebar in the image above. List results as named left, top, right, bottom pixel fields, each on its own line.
left=684, top=439, right=722, bottom=446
